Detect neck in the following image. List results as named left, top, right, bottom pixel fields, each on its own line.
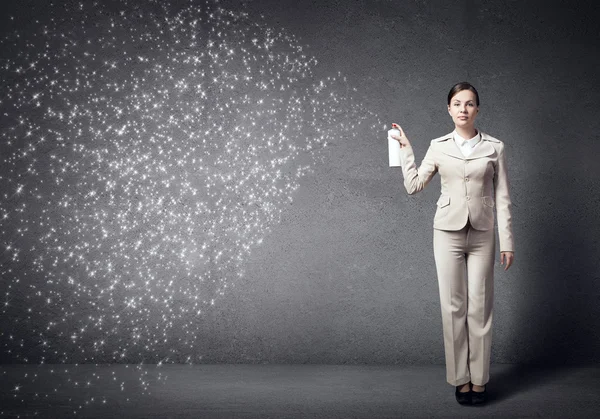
left=455, top=126, right=477, bottom=139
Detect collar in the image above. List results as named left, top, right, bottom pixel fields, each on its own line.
left=432, top=131, right=501, bottom=143
left=431, top=130, right=500, bottom=160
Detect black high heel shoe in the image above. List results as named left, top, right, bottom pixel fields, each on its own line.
left=471, top=385, right=487, bottom=405
left=455, top=384, right=471, bottom=405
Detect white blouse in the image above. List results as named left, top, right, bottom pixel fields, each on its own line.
left=453, top=130, right=481, bottom=157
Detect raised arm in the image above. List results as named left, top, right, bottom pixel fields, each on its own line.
left=400, top=143, right=438, bottom=194
left=390, top=124, right=438, bottom=194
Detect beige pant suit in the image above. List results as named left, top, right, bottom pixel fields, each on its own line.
left=399, top=130, right=514, bottom=386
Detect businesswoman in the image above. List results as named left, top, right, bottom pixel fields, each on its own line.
left=389, top=82, right=514, bottom=406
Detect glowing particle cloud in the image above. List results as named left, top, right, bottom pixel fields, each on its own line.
left=0, top=0, right=380, bottom=371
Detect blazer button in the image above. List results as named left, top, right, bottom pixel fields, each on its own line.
left=465, top=177, right=469, bottom=182
left=466, top=196, right=470, bottom=201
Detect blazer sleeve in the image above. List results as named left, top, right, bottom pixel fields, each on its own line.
left=400, top=143, right=438, bottom=195
left=493, top=143, right=514, bottom=252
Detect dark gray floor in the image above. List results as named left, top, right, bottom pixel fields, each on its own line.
left=1, top=364, right=599, bottom=418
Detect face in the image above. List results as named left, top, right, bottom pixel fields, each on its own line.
left=447, top=89, right=479, bottom=128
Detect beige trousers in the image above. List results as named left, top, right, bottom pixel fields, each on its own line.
left=433, top=219, right=495, bottom=386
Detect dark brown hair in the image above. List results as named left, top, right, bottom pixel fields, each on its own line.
left=447, top=82, right=480, bottom=106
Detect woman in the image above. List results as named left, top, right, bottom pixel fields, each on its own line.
left=389, top=82, right=514, bottom=406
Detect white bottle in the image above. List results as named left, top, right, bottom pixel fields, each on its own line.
left=387, top=128, right=402, bottom=167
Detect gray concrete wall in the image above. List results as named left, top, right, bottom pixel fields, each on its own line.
left=1, top=0, right=599, bottom=365
left=213, top=0, right=600, bottom=365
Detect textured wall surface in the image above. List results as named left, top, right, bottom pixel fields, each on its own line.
left=212, top=0, right=600, bottom=365
left=1, top=0, right=599, bottom=365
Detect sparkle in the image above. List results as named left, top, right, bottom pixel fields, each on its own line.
left=0, top=0, right=381, bottom=407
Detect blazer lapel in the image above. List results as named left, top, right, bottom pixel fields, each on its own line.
left=465, top=141, right=495, bottom=160
left=437, top=134, right=465, bottom=160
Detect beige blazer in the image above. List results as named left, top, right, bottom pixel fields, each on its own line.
left=400, top=131, right=514, bottom=252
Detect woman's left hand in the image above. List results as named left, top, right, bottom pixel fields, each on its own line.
left=500, top=251, right=514, bottom=271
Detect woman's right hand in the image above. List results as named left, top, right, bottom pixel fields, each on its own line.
left=390, top=123, right=411, bottom=148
